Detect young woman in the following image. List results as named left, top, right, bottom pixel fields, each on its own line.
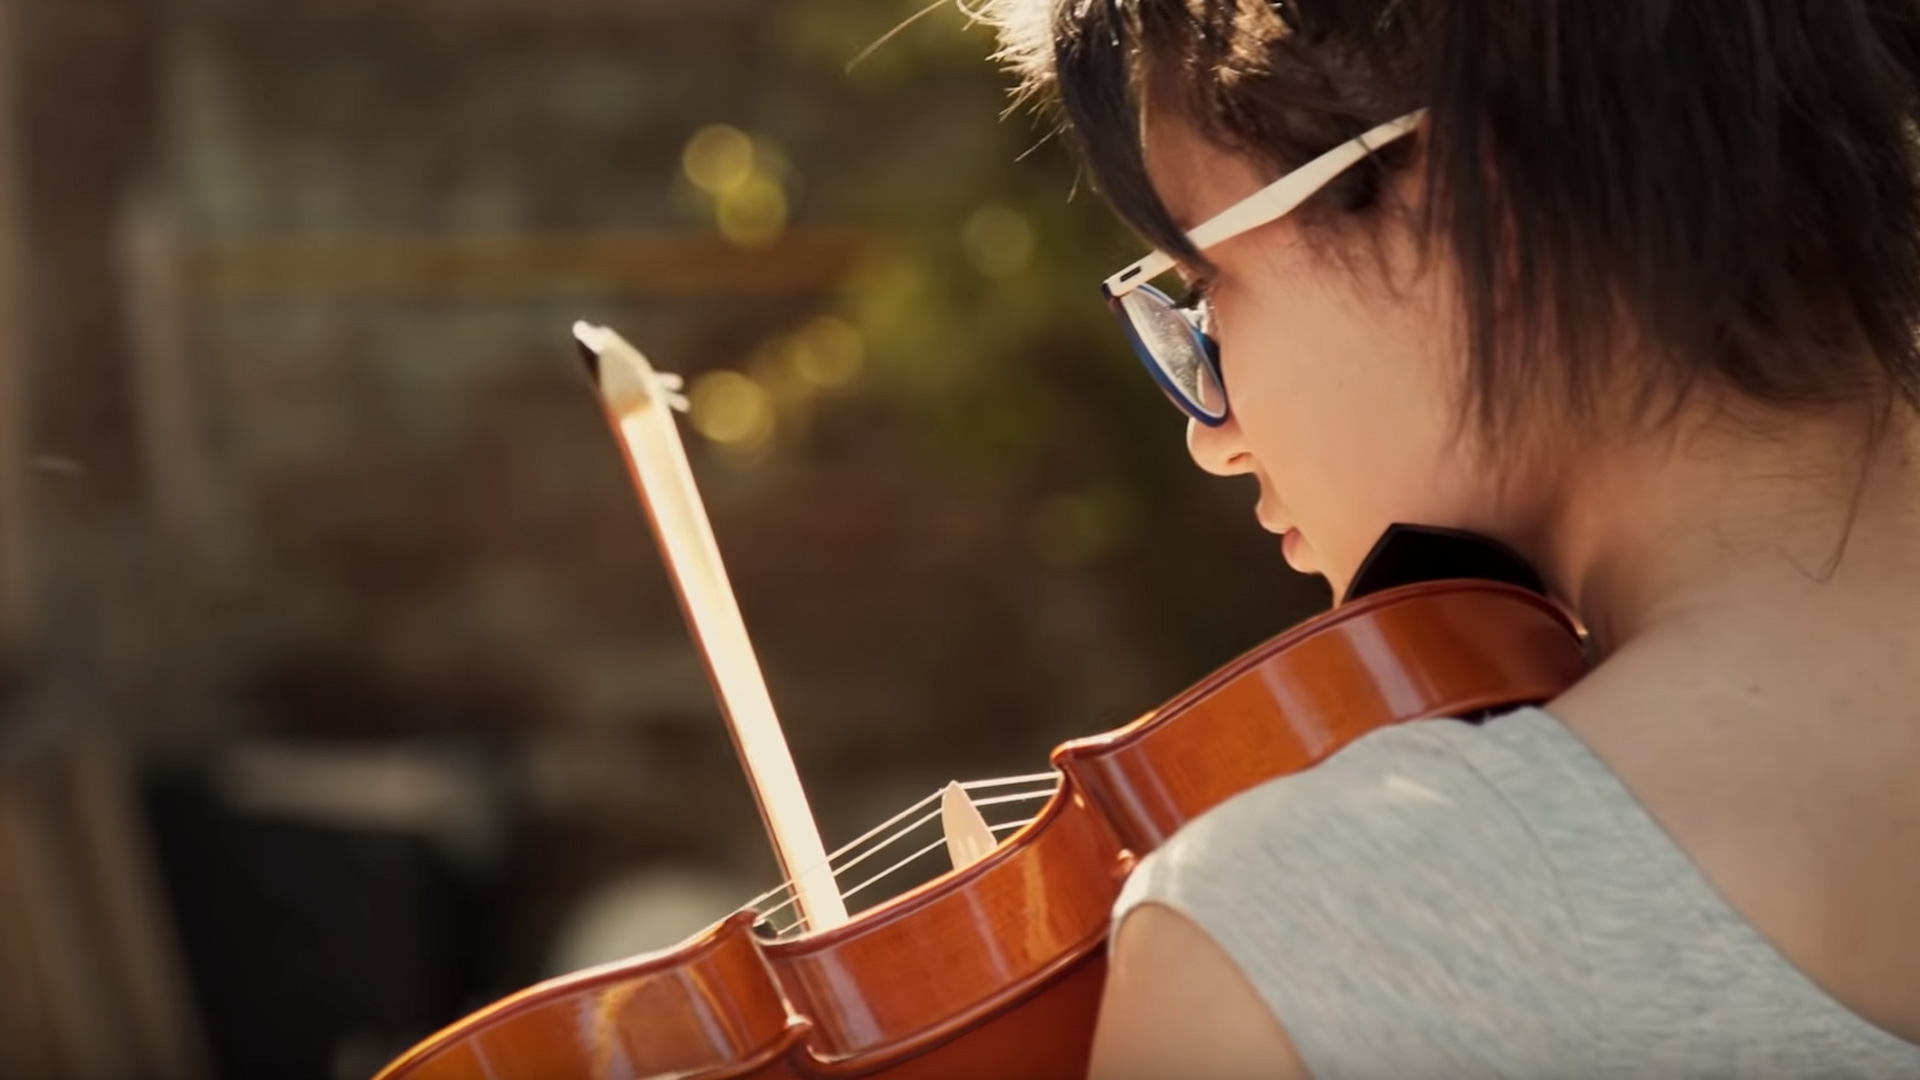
left=985, top=0, right=1920, bottom=1076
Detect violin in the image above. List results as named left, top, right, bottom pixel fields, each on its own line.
left=373, top=326, right=1589, bottom=1080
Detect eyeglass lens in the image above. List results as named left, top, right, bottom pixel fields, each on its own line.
left=1116, top=288, right=1226, bottom=420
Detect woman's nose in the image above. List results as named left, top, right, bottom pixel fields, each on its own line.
left=1186, top=414, right=1254, bottom=477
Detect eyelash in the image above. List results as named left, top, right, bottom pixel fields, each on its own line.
left=1181, top=278, right=1215, bottom=310
left=1181, top=279, right=1218, bottom=336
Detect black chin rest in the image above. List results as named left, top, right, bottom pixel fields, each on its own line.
left=1341, top=524, right=1547, bottom=603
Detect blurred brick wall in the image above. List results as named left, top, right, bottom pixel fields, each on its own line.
left=152, top=0, right=1321, bottom=848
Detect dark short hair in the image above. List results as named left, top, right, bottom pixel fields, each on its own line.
left=984, top=0, right=1920, bottom=436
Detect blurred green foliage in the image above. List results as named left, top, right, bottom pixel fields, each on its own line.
left=672, top=0, right=1189, bottom=553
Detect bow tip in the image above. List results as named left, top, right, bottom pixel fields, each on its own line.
left=571, top=321, right=609, bottom=384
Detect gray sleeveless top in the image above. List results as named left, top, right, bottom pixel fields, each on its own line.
left=1115, top=707, right=1920, bottom=1079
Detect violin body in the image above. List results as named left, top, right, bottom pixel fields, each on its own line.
left=376, top=575, right=1588, bottom=1080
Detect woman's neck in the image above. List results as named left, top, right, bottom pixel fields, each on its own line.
left=1541, top=395, right=1920, bottom=661
left=1536, top=396, right=1920, bottom=1052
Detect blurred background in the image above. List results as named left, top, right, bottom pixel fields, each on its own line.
left=0, top=0, right=1328, bottom=1077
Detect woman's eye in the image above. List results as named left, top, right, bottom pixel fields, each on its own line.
left=1181, top=283, right=1217, bottom=335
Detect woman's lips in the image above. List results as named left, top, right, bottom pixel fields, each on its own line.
left=1281, top=528, right=1304, bottom=568
left=1253, top=499, right=1291, bottom=536
left=1256, top=490, right=1310, bottom=572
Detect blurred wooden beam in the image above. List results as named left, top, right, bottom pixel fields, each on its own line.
left=175, top=0, right=775, bottom=28
left=0, top=1, right=216, bottom=1077
left=0, top=768, right=138, bottom=1080
left=0, top=783, right=59, bottom=1080
left=123, top=188, right=231, bottom=579
left=0, top=743, right=214, bottom=1080
left=187, top=225, right=870, bottom=302
left=0, top=0, right=30, bottom=662
left=65, top=737, right=214, bottom=1080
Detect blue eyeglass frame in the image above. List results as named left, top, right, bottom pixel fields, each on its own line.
left=1098, top=110, right=1426, bottom=428
left=1106, top=284, right=1226, bottom=425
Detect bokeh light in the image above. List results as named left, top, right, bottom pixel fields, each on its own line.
left=962, top=205, right=1037, bottom=279
left=715, top=174, right=790, bottom=247
left=681, top=125, right=794, bottom=247
left=689, top=369, right=777, bottom=455
left=788, top=316, right=865, bottom=390
left=681, top=124, right=756, bottom=195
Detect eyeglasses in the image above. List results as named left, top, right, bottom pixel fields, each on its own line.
left=1100, top=111, right=1426, bottom=427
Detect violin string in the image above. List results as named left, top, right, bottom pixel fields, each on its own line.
left=749, top=810, right=1048, bottom=932
left=798, top=773, right=1054, bottom=885
left=788, top=784, right=1051, bottom=891
left=746, top=805, right=947, bottom=924
left=839, top=837, right=950, bottom=903
left=824, top=788, right=946, bottom=860
left=965, top=788, right=1056, bottom=809
left=752, top=895, right=803, bottom=929
left=833, top=806, right=1047, bottom=903
left=746, top=776, right=1058, bottom=913
left=741, top=789, right=947, bottom=913
left=959, top=771, right=1061, bottom=791
left=817, top=808, right=945, bottom=879
left=747, top=795, right=1056, bottom=933
left=743, top=773, right=1064, bottom=933
left=748, top=779, right=1058, bottom=918
left=743, top=805, right=946, bottom=922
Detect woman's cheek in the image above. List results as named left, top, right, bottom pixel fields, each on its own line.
left=1289, top=439, right=1409, bottom=585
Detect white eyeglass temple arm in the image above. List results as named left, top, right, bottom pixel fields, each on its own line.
left=1101, top=110, right=1426, bottom=299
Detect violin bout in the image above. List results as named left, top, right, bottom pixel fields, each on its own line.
left=377, top=567, right=1586, bottom=1080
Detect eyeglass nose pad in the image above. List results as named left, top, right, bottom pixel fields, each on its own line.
left=1179, top=307, right=1221, bottom=366
left=1177, top=303, right=1217, bottom=344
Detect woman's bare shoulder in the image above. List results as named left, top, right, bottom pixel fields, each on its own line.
left=1090, top=903, right=1311, bottom=1080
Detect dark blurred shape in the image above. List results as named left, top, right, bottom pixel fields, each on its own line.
left=146, top=753, right=492, bottom=1080
left=0, top=738, right=211, bottom=1080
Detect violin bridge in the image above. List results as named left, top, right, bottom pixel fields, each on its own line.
left=940, top=781, right=997, bottom=871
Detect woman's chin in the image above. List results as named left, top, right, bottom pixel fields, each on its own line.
left=1280, top=528, right=1312, bottom=573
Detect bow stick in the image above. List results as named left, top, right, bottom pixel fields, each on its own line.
left=573, top=321, right=849, bottom=932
